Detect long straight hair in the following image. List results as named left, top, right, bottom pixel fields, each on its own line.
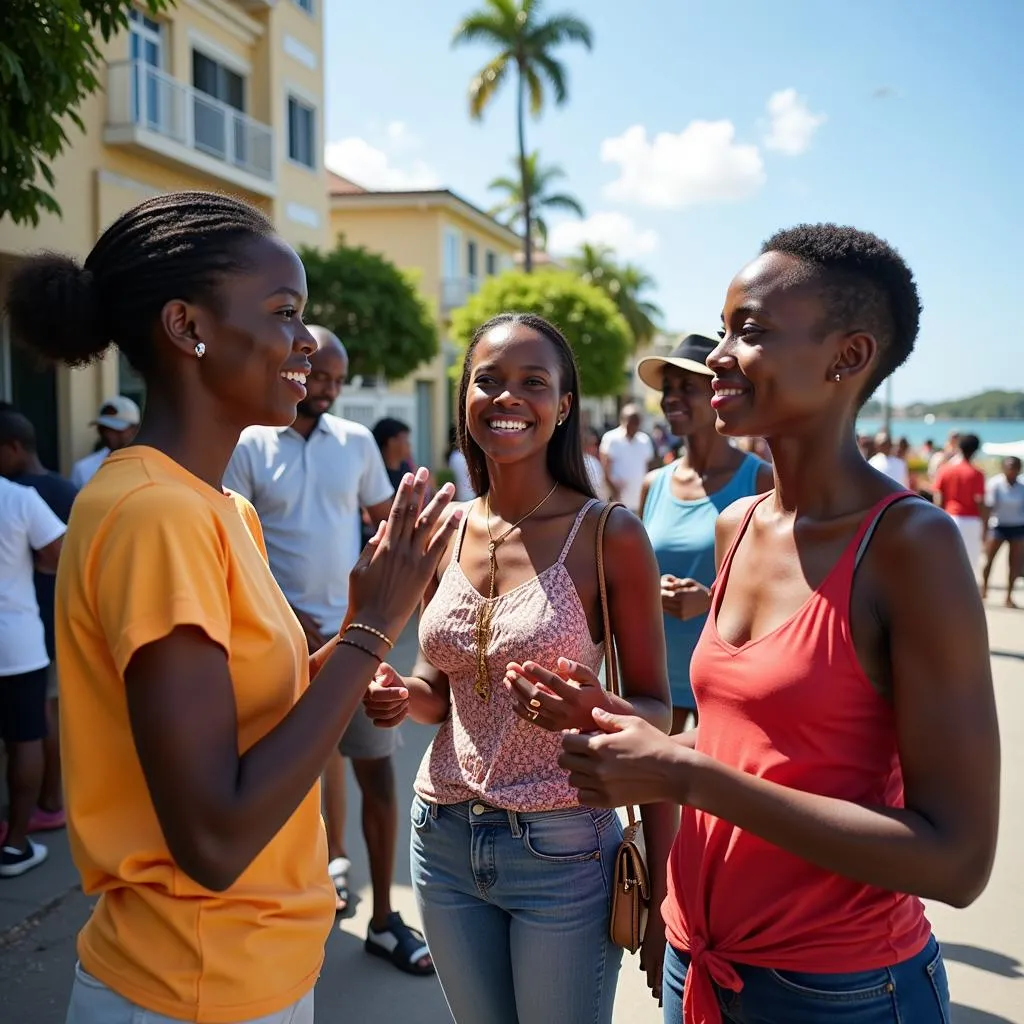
left=456, top=312, right=596, bottom=500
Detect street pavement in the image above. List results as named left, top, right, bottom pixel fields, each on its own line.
left=2, top=560, right=1022, bottom=1023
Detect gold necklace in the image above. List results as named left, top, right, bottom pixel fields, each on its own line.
left=473, top=482, right=559, bottom=700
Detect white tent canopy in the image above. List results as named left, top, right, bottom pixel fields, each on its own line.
left=982, top=440, right=1024, bottom=459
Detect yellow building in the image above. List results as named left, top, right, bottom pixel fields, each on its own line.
left=327, top=173, right=521, bottom=471
left=0, top=0, right=328, bottom=473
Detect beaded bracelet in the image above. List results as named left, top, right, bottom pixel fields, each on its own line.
left=337, top=637, right=383, bottom=665
left=345, top=622, right=395, bottom=649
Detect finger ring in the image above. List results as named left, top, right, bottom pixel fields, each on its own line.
left=529, top=698, right=542, bottom=709
left=528, top=710, right=539, bottom=721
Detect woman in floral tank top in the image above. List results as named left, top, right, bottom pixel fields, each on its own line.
left=364, top=313, right=673, bottom=1024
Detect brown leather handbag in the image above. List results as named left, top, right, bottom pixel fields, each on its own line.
left=595, top=502, right=651, bottom=954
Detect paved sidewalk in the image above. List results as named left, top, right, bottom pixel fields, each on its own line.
left=2, top=567, right=1022, bottom=1023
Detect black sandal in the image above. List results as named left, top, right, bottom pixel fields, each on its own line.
left=365, top=912, right=434, bottom=976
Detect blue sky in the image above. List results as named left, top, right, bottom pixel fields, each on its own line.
left=323, top=0, right=1022, bottom=404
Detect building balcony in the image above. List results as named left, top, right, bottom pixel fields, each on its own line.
left=104, top=60, right=276, bottom=197
left=440, top=277, right=480, bottom=313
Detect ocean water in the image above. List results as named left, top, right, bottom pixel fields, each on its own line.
left=856, top=418, right=1024, bottom=449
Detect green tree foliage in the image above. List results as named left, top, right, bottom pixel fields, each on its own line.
left=452, top=0, right=592, bottom=272
left=0, top=0, right=170, bottom=226
left=300, top=241, right=438, bottom=383
left=566, top=243, right=662, bottom=349
left=488, top=151, right=584, bottom=249
left=449, top=269, right=631, bottom=397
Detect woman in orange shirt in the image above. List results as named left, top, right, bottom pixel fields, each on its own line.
left=6, top=192, right=458, bottom=1024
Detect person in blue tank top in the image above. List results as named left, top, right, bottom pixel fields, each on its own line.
left=637, top=335, right=773, bottom=733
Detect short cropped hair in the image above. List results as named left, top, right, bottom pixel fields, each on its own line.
left=761, top=223, right=922, bottom=402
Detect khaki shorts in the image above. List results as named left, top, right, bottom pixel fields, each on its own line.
left=339, top=701, right=399, bottom=761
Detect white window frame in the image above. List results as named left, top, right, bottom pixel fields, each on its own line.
left=191, top=48, right=249, bottom=113
left=189, top=30, right=252, bottom=78
left=443, top=227, right=461, bottom=280
left=130, top=9, right=164, bottom=69
left=286, top=93, right=318, bottom=170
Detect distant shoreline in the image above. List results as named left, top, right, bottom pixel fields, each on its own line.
left=864, top=416, right=1023, bottom=423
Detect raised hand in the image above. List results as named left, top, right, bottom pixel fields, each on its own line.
left=363, top=662, right=410, bottom=728
left=348, top=468, right=460, bottom=639
left=660, top=575, right=712, bottom=621
left=504, top=657, right=613, bottom=733
left=558, top=708, right=692, bottom=807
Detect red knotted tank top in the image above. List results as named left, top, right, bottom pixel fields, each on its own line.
left=662, top=491, right=931, bottom=1023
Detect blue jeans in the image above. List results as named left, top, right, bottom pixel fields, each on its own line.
left=662, top=935, right=950, bottom=1023
left=410, top=795, right=623, bottom=1024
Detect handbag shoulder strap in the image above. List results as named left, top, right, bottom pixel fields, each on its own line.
left=595, top=501, right=639, bottom=829
left=595, top=501, right=624, bottom=698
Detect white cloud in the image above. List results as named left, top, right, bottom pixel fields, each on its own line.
left=384, top=120, right=420, bottom=149
left=548, top=211, right=658, bottom=260
left=600, top=122, right=765, bottom=209
left=763, top=89, right=826, bottom=155
left=324, top=136, right=441, bottom=190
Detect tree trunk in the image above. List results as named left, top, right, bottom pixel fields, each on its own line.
left=517, top=64, right=532, bottom=273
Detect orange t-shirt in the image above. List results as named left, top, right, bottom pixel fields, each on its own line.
left=56, top=446, right=333, bottom=1023
left=934, top=460, right=985, bottom=517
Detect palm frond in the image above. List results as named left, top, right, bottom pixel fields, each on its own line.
left=533, top=214, right=549, bottom=246
left=524, top=65, right=545, bottom=116
left=532, top=15, right=594, bottom=50
left=542, top=192, right=585, bottom=217
left=532, top=162, right=567, bottom=191
left=452, top=11, right=511, bottom=48
left=488, top=174, right=521, bottom=193
left=469, top=55, right=512, bottom=118
left=532, top=53, right=568, bottom=106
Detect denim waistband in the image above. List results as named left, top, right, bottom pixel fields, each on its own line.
left=417, top=797, right=617, bottom=833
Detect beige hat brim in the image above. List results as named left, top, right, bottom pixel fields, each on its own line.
left=637, top=355, right=714, bottom=391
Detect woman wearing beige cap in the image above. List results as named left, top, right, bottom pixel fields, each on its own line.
left=636, top=335, right=772, bottom=733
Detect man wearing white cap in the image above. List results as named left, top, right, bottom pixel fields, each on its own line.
left=69, top=396, right=140, bottom=489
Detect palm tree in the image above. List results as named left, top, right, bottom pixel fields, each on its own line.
left=568, top=243, right=662, bottom=349
left=488, top=151, right=584, bottom=251
left=453, top=0, right=592, bottom=272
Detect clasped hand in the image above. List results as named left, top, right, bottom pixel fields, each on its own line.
left=660, top=574, right=711, bottom=621
left=558, top=708, right=695, bottom=808
left=363, top=662, right=410, bottom=727
left=504, top=657, right=612, bottom=733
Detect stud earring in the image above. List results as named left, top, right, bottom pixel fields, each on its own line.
left=557, top=418, right=565, bottom=426
left=194, top=342, right=206, bottom=358
left=833, top=372, right=841, bottom=382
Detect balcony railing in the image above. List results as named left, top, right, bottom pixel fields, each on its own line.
left=440, top=277, right=480, bottom=313
left=105, top=60, right=274, bottom=184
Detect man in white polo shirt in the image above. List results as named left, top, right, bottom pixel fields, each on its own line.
left=225, top=327, right=433, bottom=976
left=69, top=396, right=140, bottom=489
left=600, top=403, right=655, bottom=513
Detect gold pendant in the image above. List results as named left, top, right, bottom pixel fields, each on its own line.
left=474, top=602, right=495, bottom=700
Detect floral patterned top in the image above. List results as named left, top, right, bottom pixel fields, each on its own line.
left=414, top=498, right=603, bottom=811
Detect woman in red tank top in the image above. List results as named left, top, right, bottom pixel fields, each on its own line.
left=560, top=224, right=1000, bottom=1023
